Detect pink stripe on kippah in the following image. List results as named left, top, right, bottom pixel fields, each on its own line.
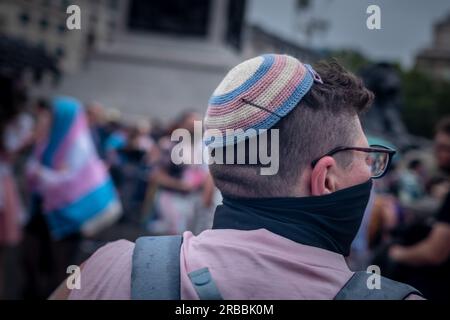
left=267, top=64, right=307, bottom=110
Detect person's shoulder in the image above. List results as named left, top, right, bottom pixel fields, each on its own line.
left=90, top=239, right=135, bottom=262
left=405, top=294, right=426, bottom=300
left=68, top=239, right=135, bottom=300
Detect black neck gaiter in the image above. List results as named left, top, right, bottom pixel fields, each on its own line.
left=212, top=179, right=373, bottom=256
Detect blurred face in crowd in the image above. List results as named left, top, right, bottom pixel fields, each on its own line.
left=180, top=112, right=200, bottom=134
left=430, top=180, right=450, bottom=200
left=34, top=105, right=52, bottom=142
left=136, top=119, right=151, bottom=136
left=435, top=131, right=450, bottom=173
left=86, top=103, right=104, bottom=126
left=308, top=116, right=372, bottom=196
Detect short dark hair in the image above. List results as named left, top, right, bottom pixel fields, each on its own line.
left=436, top=117, right=450, bottom=136
left=209, top=60, right=374, bottom=198
left=36, top=98, right=51, bottom=112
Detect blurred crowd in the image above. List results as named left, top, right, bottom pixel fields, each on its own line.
left=0, top=74, right=219, bottom=299
left=86, top=102, right=219, bottom=235
left=0, top=72, right=449, bottom=300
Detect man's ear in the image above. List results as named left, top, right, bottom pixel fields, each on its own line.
left=310, top=156, right=338, bottom=196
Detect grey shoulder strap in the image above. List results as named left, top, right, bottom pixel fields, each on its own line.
left=188, top=267, right=224, bottom=300
left=131, top=235, right=183, bottom=300
left=334, top=271, right=423, bottom=300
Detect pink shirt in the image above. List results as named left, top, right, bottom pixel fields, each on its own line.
left=69, top=229, right=421, bottom=300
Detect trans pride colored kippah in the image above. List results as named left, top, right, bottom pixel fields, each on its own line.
left=204, top=54, right=323, bottom=148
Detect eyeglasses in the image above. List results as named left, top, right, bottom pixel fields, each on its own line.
left=311, top=144, right=396, bottom=179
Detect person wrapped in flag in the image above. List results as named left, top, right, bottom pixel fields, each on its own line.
left=24, top=96, right=121, bottom=298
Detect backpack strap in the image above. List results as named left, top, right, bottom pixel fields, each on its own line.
left=188, top=267, right=224, bottom=300
left=334, top=271, right=423, bottom=300
left=131, top=235, right=183, bottom=300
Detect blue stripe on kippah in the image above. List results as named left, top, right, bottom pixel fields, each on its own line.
left=209, top=54, right=275, bottom=106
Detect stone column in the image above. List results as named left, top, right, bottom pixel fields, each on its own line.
left=117, top=0, right=131, bottom=33
left=208, top=0, right=229, bottom=45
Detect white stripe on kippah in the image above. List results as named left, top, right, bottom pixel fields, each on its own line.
left=213, top=56, right=264, bottom=96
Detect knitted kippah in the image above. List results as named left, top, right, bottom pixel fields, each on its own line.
left=204, top=54, right=322, bottom=148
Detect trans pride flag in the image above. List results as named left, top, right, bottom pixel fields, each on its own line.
left=31, top=97, right=121, bottom=240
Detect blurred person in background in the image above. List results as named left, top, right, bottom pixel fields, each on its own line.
left=146, top=111, right=210, bottom=235
left=426, top=176, right=450, bottom=201
left=398, top=175, right=449, bottom=223
left=134, top=119, right=154, bottom=151
left=149, top=118, right=167, bottom=142
left=398, top=159, right=426, bottom=206
left=192, top=173, right=222, bottom=235
left=86, top=102, right=108, bottom=159
left=103, top=121, right=128, bottom=169
left=367, top=194, right=399, bottom=251
left=23, top=97, right=122, bottom=299
left=0, top=74, right=32, bottom=299
left=114, top=120, right=155, bottom=223
left=389, top=117, right=450, bottom=300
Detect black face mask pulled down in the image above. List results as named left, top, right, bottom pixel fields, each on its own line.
left=212, top=179, right=373, bottom=256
